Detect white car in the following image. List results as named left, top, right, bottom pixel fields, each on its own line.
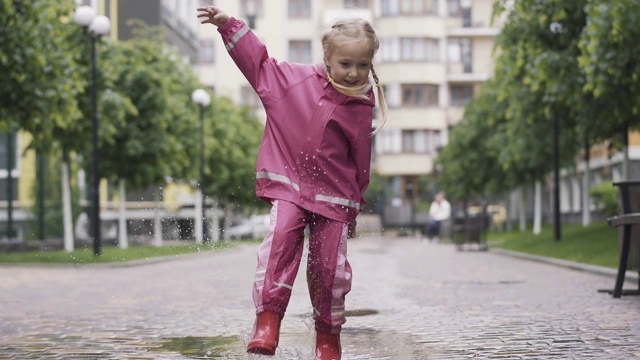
left=224, top=214, right=270, bottom=240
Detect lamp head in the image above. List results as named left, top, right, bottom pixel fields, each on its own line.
left=192, top=89, right=211, bottom=107
left=74, top=5, right=96, bottom=27
left=89, top=15, right=111, bottom=36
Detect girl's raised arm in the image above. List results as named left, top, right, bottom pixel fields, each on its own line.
left=197, top=6, right=229, bottom=27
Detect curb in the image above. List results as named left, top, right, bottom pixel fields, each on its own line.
left=491, top=248, right=639, bottom=282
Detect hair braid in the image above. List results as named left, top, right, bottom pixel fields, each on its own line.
left=370, top=66, right=387, bottom=135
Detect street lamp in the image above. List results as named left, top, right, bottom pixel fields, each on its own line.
left=550, top=22, right=562, bottom=242
left=75, top=5, right=111, bottom=256
left=192, top=89, right=211, bottom=244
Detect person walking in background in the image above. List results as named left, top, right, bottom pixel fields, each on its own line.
left=425, top=191, right=451, bottom=241
left=197, top=6, right=387, bottom=359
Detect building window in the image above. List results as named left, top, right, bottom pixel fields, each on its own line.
left=345, top=0, right=367, bottom=9
left=381, top=0, right=395, bottom=15
left=240, top=0, right=263, bottom=17
left=289, top=0, right=311, bottom=17
left=448, top=38, right=472, bottom=73
left=375, top=128, right=401, bottom=155
left=402, top=130, right=415, bottom=153
left=0, top=133, right=18, bottom=172
left=241, top=86, right=261, bottom=108
left=401, top=84, right=439, bottom=107
left=382, top=0, right=438, bottom=16
left=289, top=40, right=312, bottom=64
left=198, top=39, right=215, bottom=64
left=450, top=85, right=474, bottom=106
left=401, top=130, right=441, bottom=154
left=400, top=0, right=438, bottom=15
left=448, top=0, right=461, bottom=16
left=400, top=38, right=439, bottom=62
left=0, top=132, right=19, bottom=201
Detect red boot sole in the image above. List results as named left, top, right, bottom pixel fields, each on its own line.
left=247, top=340, right=276, bottom=356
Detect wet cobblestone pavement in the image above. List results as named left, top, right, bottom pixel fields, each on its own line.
left=1, top=236, right=639, bottom=359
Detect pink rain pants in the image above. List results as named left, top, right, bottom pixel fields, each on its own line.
left=252, top=200, right=352, bottom=334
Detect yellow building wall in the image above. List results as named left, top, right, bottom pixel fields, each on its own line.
left=18, top=132, right=35, bottom=206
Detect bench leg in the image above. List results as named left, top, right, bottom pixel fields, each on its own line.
left=613, top=225, right=632, bottom=298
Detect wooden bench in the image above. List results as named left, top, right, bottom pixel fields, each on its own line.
left=601, top=180, right=640, bottom=298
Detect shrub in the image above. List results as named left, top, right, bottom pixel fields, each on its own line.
left=590, top=180, right=619, bottom=217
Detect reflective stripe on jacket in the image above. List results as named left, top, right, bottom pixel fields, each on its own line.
left=218, top=18, right=374, bottom=223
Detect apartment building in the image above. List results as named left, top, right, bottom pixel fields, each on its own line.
left=195, top=0, right=501, bottom=203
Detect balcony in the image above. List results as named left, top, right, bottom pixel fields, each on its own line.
left=375, top=153, right=434, bottom=176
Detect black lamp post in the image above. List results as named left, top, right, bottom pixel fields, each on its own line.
left=550, top=22, right=562, bottom=241
left=553, top=113, right=561, bottom=241
left=75, top=6, right=111, bottom=256
left=192, top=89, right=211, bottom=244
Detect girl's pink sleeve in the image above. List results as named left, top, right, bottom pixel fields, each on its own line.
left=217, top=17, right=287, bottom=105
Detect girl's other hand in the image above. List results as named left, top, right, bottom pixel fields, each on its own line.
left=347, top=220, right=357, bottom=239
left=197, top=6, right=229, bottom=27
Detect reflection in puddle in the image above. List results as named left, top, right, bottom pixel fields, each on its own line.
left=152, top=329, right=426, bottom=359
left=155, top=335, right=241, bottom=358
left=2, top=328, right=430, bottom=359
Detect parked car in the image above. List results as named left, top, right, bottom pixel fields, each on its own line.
left=224, top=214, right=270, bottom=240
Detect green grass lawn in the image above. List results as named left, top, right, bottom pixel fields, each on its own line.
left=487, top=221, right=620, bottom=268
left=0, top=241, right=236, bottom=265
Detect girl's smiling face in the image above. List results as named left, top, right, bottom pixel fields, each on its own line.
left=325, top=38, right=373, bottom=88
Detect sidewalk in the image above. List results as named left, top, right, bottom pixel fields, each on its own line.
left=0, top=236, right=639, bottom=359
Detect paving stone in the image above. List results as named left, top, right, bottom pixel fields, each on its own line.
left=1, top=237, right=639, bottom=359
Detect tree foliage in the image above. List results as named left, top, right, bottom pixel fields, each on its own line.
left=96, top=26, right=200, bottom=190
left=205, top=100, right=264, bottom=208
left=0, top=0, right=84, bottom=148
left=579, top=0, right=640, bottom=142
left=438, top=0, right=597, bottom=199
left=2, top=3, right=265, bottom=210
left=437, top=80, right=513, bottom=199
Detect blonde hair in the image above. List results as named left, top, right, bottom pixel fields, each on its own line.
left=322, top=18, right=388, bottom=135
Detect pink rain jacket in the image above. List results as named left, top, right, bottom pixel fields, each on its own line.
left=218, top=18, right=374, bottom=223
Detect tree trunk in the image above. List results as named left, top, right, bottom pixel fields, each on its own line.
left=623, top=121, right=629, bottom=180
left=195, top=188, right=204, bottom=244
left=505, top=191, right=512, bottom=232
left=62, top=151, right=74, bottom=252
left=582, top=135, right=591, bottom=226
left=533, top=180, right=541, bottom=235
left=209, top=197, right=220, bottom=242
left=118, top=179, right=129, bottom=249
left=153, top=188, right=163, bottom=247
left=519, top=187, right=526, bottom=232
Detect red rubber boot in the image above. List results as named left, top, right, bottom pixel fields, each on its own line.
left=315, top=332, right=341, bottom=360
left=246, top=311, right=281, bottom=356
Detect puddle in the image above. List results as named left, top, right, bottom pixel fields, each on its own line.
left=142, top=328, right=427, bottom=359
left=345, top=309, right=379, bottom=317
left=1, top=328, right=432, bottom=359
left=154, top=335, right=241, bottom=358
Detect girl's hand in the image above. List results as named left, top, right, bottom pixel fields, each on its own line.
left=347, top=220, right=357, bottom=239
left=197, top=6, right=229, bottom=27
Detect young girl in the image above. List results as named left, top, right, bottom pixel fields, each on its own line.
left=197, top=6, right=387, bottom=359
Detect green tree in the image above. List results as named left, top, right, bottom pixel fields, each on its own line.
left=437, top=80, right=513, bottom=200
left=578, top=0, right=640, bottom=178
left=205, top=100, right=264, bottom=209
left=493, top=0, right=587, bottom=175
left=97, top=31, right=199, bottom=190
left=0, top=0, right=84, bottom=142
